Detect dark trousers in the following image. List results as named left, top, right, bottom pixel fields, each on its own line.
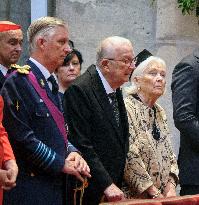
left=180, top=185, right=199, bottom=196
left=4, top=174, right=65, bottom=205
left=82, top=184, right=104, bottom=205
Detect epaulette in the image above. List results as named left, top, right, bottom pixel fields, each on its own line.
left=11, top=64, right=30, bottom=75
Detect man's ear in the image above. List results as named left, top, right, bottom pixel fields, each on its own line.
left=101, top=58, right=108, bottom=66
left=101, top=59, right=110, bottom=72
left=36, top=37, right=46, bottom=50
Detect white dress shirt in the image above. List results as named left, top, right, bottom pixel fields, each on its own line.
left=0, top=64, right=9, bottom=76
left=96, top=66, right=116, bottom=102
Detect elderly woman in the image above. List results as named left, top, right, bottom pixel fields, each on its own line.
left=56, top=48, right=83, bottom=94
left=122, top=50, right=179, bottom=199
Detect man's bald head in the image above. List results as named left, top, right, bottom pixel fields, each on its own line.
left=96, top=36, right=133, bottom=66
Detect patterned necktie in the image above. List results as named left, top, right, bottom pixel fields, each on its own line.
left=48, top=75, right=59, bottom=95
left=108, top=92, right=120, bottom=126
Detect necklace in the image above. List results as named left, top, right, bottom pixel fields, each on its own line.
left=151, top=106, right=160, bottom=140
left=134, top=93, right=160, bottom=140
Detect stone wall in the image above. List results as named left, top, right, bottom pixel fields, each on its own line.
left=56, top=0, right=199, bottom=156
left=156, top=0, right=199, bottom=155
left=1, top=0, right=199, bottom=157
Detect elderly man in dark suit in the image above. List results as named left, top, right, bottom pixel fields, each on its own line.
left=64, top=36, right=136, bottom=205
left=172, top=48, right=199, bottom=196
left=0, top=21, right=23, bottom=89
left=1, top=16, right=90, bottom=205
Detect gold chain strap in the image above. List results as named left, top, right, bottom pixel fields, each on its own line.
left=73, top=178, right=88, bottom=205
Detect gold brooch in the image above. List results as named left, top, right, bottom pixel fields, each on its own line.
left=40, top=79, right=45, bottom=87
left=16, top=100, right=19, bottom=111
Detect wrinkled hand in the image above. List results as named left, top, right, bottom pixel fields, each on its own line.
left=66, top=152, right=91, bottom=178
left=157, top=193, right=164, bottom=198
left=0, top=170, right=9, bottom=187
left=62, top=159, right=84, bottom=182
left=104, top=183, right=125, bottom=202
left=62, top=152, right=91, bottom=182
left=163, top=182, right=176, bottom=197
left=2, top=159, right=18, bottom=190
left=146, top=185, right=164, bottom=199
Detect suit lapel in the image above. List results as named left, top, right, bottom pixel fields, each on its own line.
left=116, top=89, right=129, bottom=144
left=27, top=60, right=61, bottom=109
left=88, top=65, right=124, bottom=145
left=0, top=71, right=5, bottom=90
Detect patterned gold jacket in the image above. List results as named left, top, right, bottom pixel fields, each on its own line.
left=122, top=94, right=179, bottom=199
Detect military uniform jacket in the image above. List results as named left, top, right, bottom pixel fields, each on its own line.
left=63, top=65, right=129, bottom=205
left=0, top=65, right=16, bottom=90
left=1, top=60, right=67, bottom=205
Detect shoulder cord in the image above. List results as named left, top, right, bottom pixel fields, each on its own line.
left=73, top=178, right=88, bottom=205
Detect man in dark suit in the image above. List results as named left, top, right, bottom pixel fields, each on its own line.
left=1, top=16, right=90, bottom=205
left=64, top=36, right=136, bottom=204
left=0, top=21, right=23, bottom=89
left=172, top=48, right=199, bottom=195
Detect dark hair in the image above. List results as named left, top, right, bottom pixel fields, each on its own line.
left=62, top=49, right=83, bottom=69
left=69, top=40, right=74, bottom=49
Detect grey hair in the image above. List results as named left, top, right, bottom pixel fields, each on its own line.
left=96, top=36, right=132, bottom=66
left=124, top=56, right=166, bottom=95
left=27, top=16, right=68, bottom=53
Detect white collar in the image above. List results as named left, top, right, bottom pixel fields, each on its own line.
left=0, top=64, right=9, bottom=76
left=96, top=66, right=115, bottom=94
left=29, top=57, right=51, bottom=81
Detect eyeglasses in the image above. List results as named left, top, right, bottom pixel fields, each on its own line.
left=105, top=57, right=137, bottom=67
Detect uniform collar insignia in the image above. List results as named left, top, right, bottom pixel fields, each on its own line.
left=40, top=79, right=45, bottom=88
left=11, top=64, right=30, bottom=74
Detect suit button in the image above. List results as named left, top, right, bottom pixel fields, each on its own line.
left=30, top=172, right=35, bottom=177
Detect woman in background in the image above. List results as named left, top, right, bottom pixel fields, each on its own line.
left=56, top=48, right=83, bottom=94
left=122, top=50, right=179, bottom=199
left=56, top=48, right=84, bottom=205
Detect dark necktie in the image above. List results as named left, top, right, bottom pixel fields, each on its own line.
left=7, top=69, right=13, bottom=74
left=5, top=68, right=13, bottom=77
left=108, top=92, right=120, bottom=126
left=48, top=75, right=59, bottom=95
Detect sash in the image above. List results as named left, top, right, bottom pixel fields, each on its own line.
left=28, top=71, right=68, bottom=145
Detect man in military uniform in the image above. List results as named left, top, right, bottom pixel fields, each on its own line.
left=1, top=17, right=90, bottom=205
left=0, top=21, right=23, bottom=89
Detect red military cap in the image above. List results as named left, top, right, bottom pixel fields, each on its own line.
left=0, top=23, right=21, bottom=32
